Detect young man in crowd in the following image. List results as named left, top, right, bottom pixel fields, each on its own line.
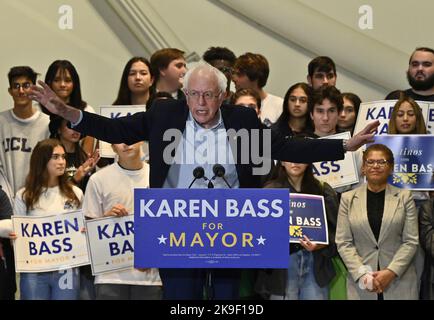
left=83, top=141, right=162, bottom=300
left=150, top=48, right=187, bottom=100
left=203, top=46, right=236, bottom=102
left=0, top=66, right=50, bottom=196
left=232, top=52, right=283, bottom=125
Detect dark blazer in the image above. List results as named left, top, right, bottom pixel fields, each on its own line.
left=73, top=99, right=345, bottom=188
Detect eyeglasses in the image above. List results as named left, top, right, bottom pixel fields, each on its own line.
left=186, top=90, right=222, bottom=102
left=11, top=82, right=32, bottom=90
left=51, top=154, right=66, bottom=160
left=288, top=96, right=308, bottom=104
left=364, top=159, right=389, bottom=167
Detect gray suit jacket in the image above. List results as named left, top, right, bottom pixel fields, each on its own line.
left=336, top=184, right=419, bottom=300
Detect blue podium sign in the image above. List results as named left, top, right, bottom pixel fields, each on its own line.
left=369, top=135, right=434, bottom=190
left=134, top=188, right=290, bottom=268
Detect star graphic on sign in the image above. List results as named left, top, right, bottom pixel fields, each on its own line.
left=256, top=235, right=266, bottom=245
left=158, top=234, right=167, bottom=245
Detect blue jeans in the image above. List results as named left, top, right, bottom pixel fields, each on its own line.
left=20, top=268, right=80, bottom=300
left=270, top=250, right=328, bottom=300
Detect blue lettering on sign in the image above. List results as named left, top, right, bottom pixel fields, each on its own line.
left=109, top=240, right=134, bottom=256
left=378, top=123, right=389, bottom=135
left=312, top=161, right=341, bottom=176
left=28, top=238, right=73, bottom=255
left=22, top=218, right=79, bottom=237
left=97, top=221, right=134, bottom=240
left=429, top=109, right=434, bottom=122
left=365, top=106, right=393, bottom=120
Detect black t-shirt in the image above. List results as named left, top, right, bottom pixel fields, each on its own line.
left=385, top=89, right=434, bottom=102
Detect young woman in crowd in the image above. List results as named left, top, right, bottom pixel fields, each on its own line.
left=113, top=57, right=154, bottom=108
left=12, top=139, right=84, bottom=300
left=98, top=57, right=154, bottom=168
left=272, top=83, right=313, bottom=137
left=336, top=144, right=419, bottom=300
left=388, top=94, right=427, bottom=135
left=256, top=153, right=339, bottom=299
left=49, top=116, right=99, bottom=299
left=387, top=94, right=428, bottom=208
left=338, top=92, right=361, bottom=135
left=44, top=60, right=95, bottom=156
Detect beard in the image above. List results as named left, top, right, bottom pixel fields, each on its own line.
left=407, top=71, right=434, bottom=91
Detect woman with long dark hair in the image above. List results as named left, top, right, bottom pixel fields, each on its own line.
left=44, top=60, right=95, bottom=156
left=98, top=57, right=154, bottom=168
left=272, top=83, right=313, bottom=136
left=113, top=57, right=153, bottom=107
left=13, top=139, right=83, bottom=300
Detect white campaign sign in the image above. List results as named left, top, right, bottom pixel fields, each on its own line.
left=85, top=215, right=134, bottom=275
left=99, top=105, right=146, bottom=157
left=353, top=100, right=434, bottom=136
left=313, top=132, right=359, bottom=189
left=12, top=210, right=89, bottom=273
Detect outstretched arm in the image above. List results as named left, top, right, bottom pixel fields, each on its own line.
left=29, top=80, right=81, bottom=123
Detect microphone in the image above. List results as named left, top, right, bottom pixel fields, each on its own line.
left=188, top=166, right=204, bottom=188
left=188, top=166, right=213, bottom=188
left=211, top=164, right=232, bottom=188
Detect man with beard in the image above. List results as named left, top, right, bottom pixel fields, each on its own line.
left=386, top=47, right=434, bottom=102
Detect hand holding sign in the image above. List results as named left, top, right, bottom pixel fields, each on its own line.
left=299, top=235, right=327, bottom=252
left=104, top=204, right=129, bottom=217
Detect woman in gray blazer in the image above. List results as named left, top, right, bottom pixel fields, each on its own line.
left=336, top=144, right=419, bottom=300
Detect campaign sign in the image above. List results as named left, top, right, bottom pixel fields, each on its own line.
left=12, top=210, right=89, bottom=273
left=134, top=188, right=290, bottom=268
left=313, top=132, right=359, bottom=188
left=369, top=135, right=434, bottom=190
left=99, top=105, right=146, bottom=157
left=353, top=100, right=433, bottom=136
left=85, top=215, right=134, bottom=275
left=289, top=193, right=328, bottom=244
